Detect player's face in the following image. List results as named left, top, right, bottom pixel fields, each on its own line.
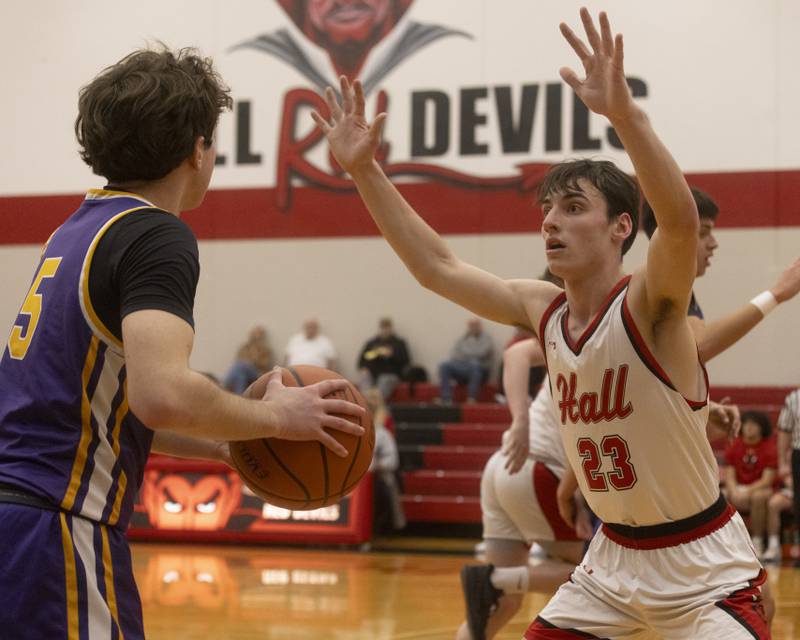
left=308, top=0, right=392, bottom=44
left=541, top=180, right=625, bottom=280
left=695, top=218, right=718, bottom=278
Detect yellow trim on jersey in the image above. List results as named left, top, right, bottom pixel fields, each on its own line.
left=107, top=392, right=130, bottom=526
left=85, top=188, right=155, bottom=204
left=79, top=206, right=153, bottom=351
left=100, top=525, right=125, bottom=640
left=62, top=336, right=99, bottom=511
left=59, top=513, right=80, bottom=640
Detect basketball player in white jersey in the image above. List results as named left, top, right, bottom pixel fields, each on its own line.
left=312, top=8, right=767, bottom=637
left=456, top=337, right=592, bottom=640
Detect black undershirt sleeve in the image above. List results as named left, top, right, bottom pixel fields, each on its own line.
left=88, top=209, right=200, bottom=342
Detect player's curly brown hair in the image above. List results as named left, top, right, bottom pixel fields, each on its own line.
left=75, top=46, right=232, bottom=183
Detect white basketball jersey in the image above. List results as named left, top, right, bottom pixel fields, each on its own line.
left=540, top=276, right=719, bottom=526
left=528, top=379, right=568, bottom=478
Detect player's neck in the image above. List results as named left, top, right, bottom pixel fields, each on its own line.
left=109, top=169, right=193, bottom=217
left=563, top=265, right=627, bottom=328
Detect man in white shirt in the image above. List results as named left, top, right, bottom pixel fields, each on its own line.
left=284, top=318, right=337, bottom=369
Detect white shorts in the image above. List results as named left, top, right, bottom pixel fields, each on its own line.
left=481, top=451, right=578, bottom=544
left=525, top=497, right=768, bottom=639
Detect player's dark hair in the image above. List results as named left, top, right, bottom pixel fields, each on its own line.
left=740, top=410, right=772, bottom=440
left=75, top=46, right=232, bottom=183
left=641, top=187, right=719, bottom=239
left=540, top=268, right=564, bottom=288
left=537, top=159, right=640, bottom=256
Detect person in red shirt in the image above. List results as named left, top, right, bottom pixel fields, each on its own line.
left=724, top=410, right=777, bottom=558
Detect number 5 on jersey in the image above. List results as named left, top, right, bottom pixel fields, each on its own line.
left=7, top=257, right=62, bottom=360
left=577, top=435, right=638, bottom=491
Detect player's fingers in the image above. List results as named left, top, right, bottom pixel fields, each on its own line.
left=322, top=415, right=365, bottom=436
left=353, top=79, right=366, bottom=117
left=310, top=110, right=331, bottom=133
left=371, top=112, right=388, bottom=143
left=559, top=22, right=591, bottom=61
left=579, top=7, right=603, bottom=54
left=325, top=86, right=343, bottom=121
left=309, top=378, right=351, bottom=396
left=339, top=75, right=354, bottom=114
left=559, top=67, right=582, bottom=93
left=317, top=431, right=348, bottom=457
left=321, top=397, right=367, bottom=418
left=262, top=367, right=284, bottom=398
left=599, top=11, right=614, bottom=55
left=613, top=33, right=625, bottom=69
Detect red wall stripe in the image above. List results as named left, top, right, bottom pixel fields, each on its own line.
left=1, top=169, right=799, bottom=245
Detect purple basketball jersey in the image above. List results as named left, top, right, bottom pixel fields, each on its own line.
left=0, top=189, right=157, bottom=529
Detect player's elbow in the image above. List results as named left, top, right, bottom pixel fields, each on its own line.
left=127, top=381, right=187, bottom=431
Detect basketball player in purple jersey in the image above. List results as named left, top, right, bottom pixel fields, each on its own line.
left=313, top=7, right=769, bottom=638
left=0, top=48, right=364, bottom=639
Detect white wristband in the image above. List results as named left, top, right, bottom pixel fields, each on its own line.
left=750, top=290, right=778, bottom=316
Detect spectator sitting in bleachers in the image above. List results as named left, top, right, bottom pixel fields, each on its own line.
left=366, top=389, right=406, bottom=534
left=723, top=410, right=778, bottom=558
left=357, top=317, right=410, bottom=400
left=438, top=317, right=494, bottom=404
left=222, top=325, right=273, bottom=394
left=284, top=317, right=337, bottom=369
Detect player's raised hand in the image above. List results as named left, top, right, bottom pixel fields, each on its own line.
left=559, top=8, right=635, bottom=122
left=311, top=75, right=387, bottom=176
left=770, top=257, right=800, bottom=303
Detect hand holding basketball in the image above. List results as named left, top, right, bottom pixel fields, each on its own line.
left=233, top=366, right=375, bottom=510
left=245, top=366, right=366, bottom=457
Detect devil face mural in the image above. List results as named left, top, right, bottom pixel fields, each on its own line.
left=276, top=0, right=412, bottom=77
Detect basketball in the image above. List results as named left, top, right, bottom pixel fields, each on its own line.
left=230, top=365, right=375, bottom=510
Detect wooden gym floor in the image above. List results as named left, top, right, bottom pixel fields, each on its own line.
left=134, top=541, right=800, bottom=639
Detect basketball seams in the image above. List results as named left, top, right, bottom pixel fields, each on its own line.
left=261, top=439, right=311, bottom=507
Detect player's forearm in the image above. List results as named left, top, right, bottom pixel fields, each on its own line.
left=349, top=160, right=457, bottom=288
left=151, top=430, right=227, bottom=463
left=695, top=304, right=764, bottom=362
left=609, top=107, right=698, bottom=237
left=503, top=342, right=539, bottom=423
left=132, top=369, right=282, bottom=441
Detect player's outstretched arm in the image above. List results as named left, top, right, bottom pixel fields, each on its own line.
left=691, top=257, right=800, bottom=361
left=501, top=339, right=544, bottom=474
left=311, top=76, right=553, bottom=329
left=560, top=9, right=697, bottom=316
left=123, top=310, right=365, bottom=457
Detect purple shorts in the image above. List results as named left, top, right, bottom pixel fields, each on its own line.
left=0, top=502, right=144, bottom=639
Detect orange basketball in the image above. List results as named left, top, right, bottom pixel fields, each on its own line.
left=230, top=365, right=375, bottom=510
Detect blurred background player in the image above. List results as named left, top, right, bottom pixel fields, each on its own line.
left=458, top=332, right=592, bottom=640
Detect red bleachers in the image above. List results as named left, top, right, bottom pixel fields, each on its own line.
left=401, top=494, right=482, bottom=523
left=441, top=423, right=505, bottom=447
left=402, top=470, right=482, bottom=496
left=393, top=385, right=795, bottom=532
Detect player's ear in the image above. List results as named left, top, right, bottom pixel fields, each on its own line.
left=189, top=136, right=206, bottom=170
left=613, top=212, right=633, bottom=245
